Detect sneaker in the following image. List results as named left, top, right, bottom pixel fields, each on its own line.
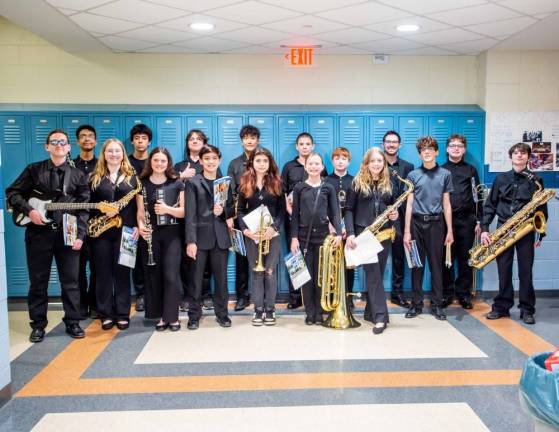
left=252, top=310, right=264, bottom=326
left=264, top=309, right=276, bottom=326
left=202, top=298, right=214, bottom=310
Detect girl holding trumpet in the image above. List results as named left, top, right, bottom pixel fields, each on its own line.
left=237, top=148, right=285, bottom=326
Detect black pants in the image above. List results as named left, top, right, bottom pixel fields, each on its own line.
left=390, top=217, right=406, bottom=296
left=301, top=242, right=323, bottom=320
left=78, top=238, right=96, bottom=314
left=363, top=241, right=390, bottom=324
left=411, top=216, right=445, bottom=307
left=188, top=247, right=229, bottom=321
left=233, top=219, right=249, bottom=300
left=493, top=232, right=536, bottom=315
left=443, top=213, right=476, bottom=300
left=142, top=226, right=181, bottom=323
left=132, top=251, right=144, bottom=297
left=285, top=216, right=301, bottom=303
left=92, top=229, right=131, bottom=322
left=25, top=226, right=81, bottom=330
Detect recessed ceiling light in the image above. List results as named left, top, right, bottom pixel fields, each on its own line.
left=190, top=22, right=214, bottom=31
left=396, top=24, right=420, bottom=32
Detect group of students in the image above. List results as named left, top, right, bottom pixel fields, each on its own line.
left=5, top=122, right=546, bottom=343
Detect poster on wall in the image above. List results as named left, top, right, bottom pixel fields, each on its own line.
left=488, top=112, right=559, bottom=172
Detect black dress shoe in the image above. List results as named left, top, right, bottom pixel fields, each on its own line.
left=440, top=298, right=453, bottom=308
left=520, top=311, right=536, bottom=325
left=155, top=322, right=168, bottom=331
left=101, top=319, right=114, bottom=330
left=390, top=294, right=410, bottom=308
left=234, top=297, right=249, bottom=311
left=486, top=310, right=510, bottom=320
left=66, top=324, right=85, bottom=338
left=116, top=321, right=129, bottom=330
left=90, top=309, right=99, bottom=320
left=169, top=322, right=181, bottom=331
left=458, top=297, right=473, bottom=310
left=405, top=306, right=422, bottom=319
left=187, top=319, right=199, bottom=330
left=216, top=316, right=232, bottom=327
left=373, top=323, right=387, bottom=335
left=135, top=296, right=145, bottom=312
left=287, top=299, right=302, bottom=310
left=305, top=316, right=315, bottom=325
left=29, top=328, right=45, bottom=343
left=431, top=306, right=447, bottom=321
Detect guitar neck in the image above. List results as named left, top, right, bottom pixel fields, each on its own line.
left=44, top=203, right=101, bottom=211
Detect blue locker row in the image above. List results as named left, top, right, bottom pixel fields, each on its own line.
left=0, top=108, right=485, bottom=297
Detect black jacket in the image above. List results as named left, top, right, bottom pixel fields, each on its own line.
left=290, top=181, right=342, bottom=244
left=185, top=174, right=234, bottom=250
left=237, top=186, right=285, bottom=232
left=388, top=157, right=414, bottom=197
left=175, top=156, right=223, bottom=179
left=6, top=159, right=90, bottom=239
left=345, top=185, right=395, bottom=237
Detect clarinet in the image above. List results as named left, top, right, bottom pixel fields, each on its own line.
left=142, top=187, right=156, bottom=266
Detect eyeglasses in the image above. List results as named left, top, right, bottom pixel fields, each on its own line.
left=448, top=143, right=465, bottom=148
left=384, top=140, right=400, bottom=144
left=49, top=139, right=69, bottom=146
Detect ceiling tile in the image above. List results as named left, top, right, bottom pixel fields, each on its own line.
left=495, top=0, right=559, bottom=16
left=397, top=46, right=459, bottom=55
left=258, top=0, right=366, bottom=14
left=375, top=0, right=488, bottom=15
left=315, top=45, right=370, bottom=54
left=439, top=37, right=499, bottom=53
left=533, top=13, right=552, bottom=19
left=313, top=28, right=389, bottom=44
left=89, top=0, right=188, bottom=25
left=69, top=12, right=143, bottom=33
left=116, top=26, right=197, bottom=43
left=263, top=36, right=338, bottom=48
left=46, top=0, right=114, bottom=11
left=58, top=8, right=79, bottom=16
left=405, top=28, right=485, bottom=44
left=99, top=35, right=157, bottom=51
left=365, top=16, right=450, bottom=36
left=316, top=2, right=412, bottom=26
left=147, top=0, right=239, bottom=12
left=225, top=45, right=285, bottom=53
left=218, top=27, right=289, bottom=44
left=428, top=3, right=521, bottom=26
left=208, top=1, right=302, bottom=25
left=158, top=14, right=248, bottom=35
left=465, top=16, right=537, bottom=37
left=173, top=36, right=250, bottom=52
left=137, top=44, right=198, bottom=52
left=354, top=37, right=426, bottom=53
left=262, top=15, right=348, bottom=35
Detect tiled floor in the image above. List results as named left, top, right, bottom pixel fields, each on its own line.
left=1, top=298, right=558, bottom=432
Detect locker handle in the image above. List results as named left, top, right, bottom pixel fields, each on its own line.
left=226, top=120, right=234, bottom=124
left=378, top=120, right=385, bottom=124
left=7, top=119, right=15, bottom=123
left=348, top=120, right=355, bottom=124
left=165, top=120, right=173, bottom=124
left=257, top=120, right=264, bottom=124
left=287, top=120, right=295, bottom=124
left=318, top=120, right=325, bottom=124
left=134, top=120, right=142, bottom=124
left=196, top=120, right=204, bottom=124
left=103, top=119, right=111, bottom=124
left=437, top=119, right=444, bottom=123
left=39, top=119, right=48, bottom=124
left=71, top=119, right=79, bottom=124
left=467, top=119, right=474, bottom=124
left=407, top=119, right=415, bottom=124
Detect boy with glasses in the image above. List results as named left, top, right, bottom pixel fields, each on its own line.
left=403, top=136, right=454, bottom=320
left=6, top=129, right=90, bottom=342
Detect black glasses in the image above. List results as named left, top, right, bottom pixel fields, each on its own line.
left=49, top=139, right=69, bottom=146
left=384, top=140, right=400, bottom=144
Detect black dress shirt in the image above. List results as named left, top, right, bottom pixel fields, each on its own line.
left=6, top=159, right=90, bottom=239
left=128, top=155, right=148, bottom=177
left=227, top=153, right=249, bottom=196
left=344, top=185, right=395, bottom=237
left=324, top=172, right=354, bottom=215
left=290, top=181, right=342, bottom=244
left=237, top=186, right=286, bottom=232
left=281, top=157, right=328, bottom=196
left=442, top=159, right=482, bottom=219
left=74, top=156, right=97, bottom=179
left=388, top=157, right=414, bottom=197
left=481, top=169, right=548, bottom=233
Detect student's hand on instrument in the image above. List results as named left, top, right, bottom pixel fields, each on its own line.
left=342, top=227, right=347, bottom=239
left=131, top=227, right=139, bottom=241
left=243, top=229, right=257, bottom=241
left=480, top=232, right=491, bottom=246
left=534, top=240, right=542, bottom=249
left=72, top=239, right=83, bottom=251
left=444, top=231, right=454, bottom=246
left=264, top=226, right=276, bottom=240
left=346, top=235, right=357, bottom=249
left=226, top=218, right=234, bottom=230
left=180, top=163, right=196, bottom=179
left=186, top=243, right=197, bottom=259
left=332, top=235, right=342, bottom=248
left=403, top=232, right=412, bottom=251
left=290, top=238, right=299, bottom=254
left=328, top=222, right=336, bottom=235
left=474, top=222, right=481, bottom=236
left=154, top=200, right=168, bottom=215
left=388, top=209, right=399, bottom=221
left=213, top=204, right=224, bottom=216
left=139, top=226, right=151, bottom=241
left=29, top=209, right=45, bottom=225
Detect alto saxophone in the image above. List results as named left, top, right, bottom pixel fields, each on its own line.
left=469, top=172, right=556, bottom=270
left=141, top=186, right=156, bottom=266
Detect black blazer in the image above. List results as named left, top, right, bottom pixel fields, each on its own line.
left=185, top=174, right=233, bottom=250
left=344, top=186, right=395, bottom=237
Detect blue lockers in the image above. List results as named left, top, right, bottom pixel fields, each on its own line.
left=0, top=107, right=486, bottom=297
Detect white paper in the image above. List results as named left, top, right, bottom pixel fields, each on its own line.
left=242, top=205, right=278, bottom=238
left=344, top=229, right=383, bottom=268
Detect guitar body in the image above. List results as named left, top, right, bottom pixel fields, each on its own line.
left=12, top=196, right=54, bottom=227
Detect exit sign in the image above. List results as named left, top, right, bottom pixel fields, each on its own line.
left=284, top=47, right=314, bottom=67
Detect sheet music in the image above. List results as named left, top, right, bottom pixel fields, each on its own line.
left=344, top=229, right=383, bottom=268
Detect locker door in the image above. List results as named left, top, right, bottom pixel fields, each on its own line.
left=217, top=115, right=243, bottom=294
left=155, top=116, right=182, bottom=163
left=248, top=116, right=274, bottom=154
left=458, top=116, right=484, bottom=178
left=124, top=115, right=153, bottom=155
left=339, top=116, right=364, bottom=176
left=308, top=116, right=335, bottom=173
left=277, top=116, right=305, bottom=171
left=30, top=115, right=59, bottom=163
left=428, top=116, right=454, bottom=165
left=93, top=115, right=123, bottom=156
left=186, top=116, right=214, bottom=146
left=62, top=115, right=90, bottom=159
left=398, top=116, right=424, bottom=168
left=369, top=116, right=394, bottom=147
left=1, top=116, right=29, bottom=296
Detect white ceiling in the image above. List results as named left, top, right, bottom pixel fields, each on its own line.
left=1, top=0, right=559, bottom=55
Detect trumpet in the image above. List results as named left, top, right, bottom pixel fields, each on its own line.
left=253, top=206, right=273, bottom=272
left=141, top=187, right=156, bottom=267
